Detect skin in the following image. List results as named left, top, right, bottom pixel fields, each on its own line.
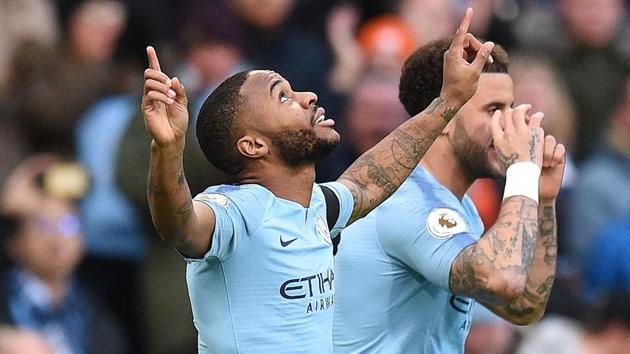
left=141, top=9, right=495, bottom=259
left=0, top=327, right=52, bottom=354
left=421, top=72, right=565, bottom=325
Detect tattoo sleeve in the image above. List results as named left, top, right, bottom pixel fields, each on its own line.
left=450, top=196, right=540, bottom=320
left=459, top=200, right=557, bottom=325
left=338, top=97, right=459, bottom=223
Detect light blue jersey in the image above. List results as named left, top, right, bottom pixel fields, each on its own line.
left=333, top=166, right=484, bottom=353
left=187, top=182, right=353, bottom=354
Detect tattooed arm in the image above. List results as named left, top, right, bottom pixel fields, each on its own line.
left=479, top=136, right=566, bottom=325
left=143, top=47, right=215, bottom=258
left=450, top=197, right=539, bottom=310
left=338, top=97, right=458, bottom=223
left=478, top=202, right=556, bottom=325
left=338, top=8, right=495, bottom=223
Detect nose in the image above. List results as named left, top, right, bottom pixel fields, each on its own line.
left=298, top=91, right=318, bottom=108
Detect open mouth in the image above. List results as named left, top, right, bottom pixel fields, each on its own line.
left=312, top=107, right=335, bottom=127
left=312, top=107, right=325, bottom=125
left=315, top=114, right=326, bottom=124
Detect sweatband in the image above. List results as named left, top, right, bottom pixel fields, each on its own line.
left=502, top=161, right=541, bottom=204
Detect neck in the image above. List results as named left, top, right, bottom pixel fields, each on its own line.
left=420, top=139, right=473, bottom=200
left=236, top=162, right=316, bottom=207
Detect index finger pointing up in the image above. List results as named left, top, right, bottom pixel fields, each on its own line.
left=450, top=8, right=473, bottom=51
left=146, top=46, right=161, bottom=71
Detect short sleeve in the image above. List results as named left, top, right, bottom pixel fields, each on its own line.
left=318, top=182, right=354, bottom=238
left=376, top=204, right=476, bottom=291
left=192, top=187, right=263, bottom=260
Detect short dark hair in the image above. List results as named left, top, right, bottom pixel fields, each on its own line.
left=196, top=70, right=250, bottom=174
left=399, top=39, right=509, bottom=116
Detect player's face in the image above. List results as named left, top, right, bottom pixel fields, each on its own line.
left=449, top=73, right=514, bottom=180
left=240, top=70, right=340, bottom=166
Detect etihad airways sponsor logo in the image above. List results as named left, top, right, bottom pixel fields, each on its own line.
left=279, top=268, right=335, bottom=314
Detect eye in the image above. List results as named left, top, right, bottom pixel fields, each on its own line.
left=488, top=106, right=501, bottom=114
left=280, top=92, right=289, bottom=103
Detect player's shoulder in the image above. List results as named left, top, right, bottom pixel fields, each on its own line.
left=378, top=169, right=449, bottom=219
left=378, top=168, right=472, bottom=239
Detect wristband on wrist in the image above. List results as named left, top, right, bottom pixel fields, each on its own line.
left=502, top=161, right=541, bottom=204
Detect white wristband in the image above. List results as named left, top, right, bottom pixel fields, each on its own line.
left=502, top=162, right=541, bottom=204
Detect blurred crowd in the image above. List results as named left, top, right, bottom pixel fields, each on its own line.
left=0, top=0, right=630, bottom=353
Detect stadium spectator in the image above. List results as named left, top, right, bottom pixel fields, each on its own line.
left=516, top=0, right=630, bottom=162
left=565, top=75, right=630, bottom=266
left=465, top=305, right=518, bottom=354
left=517, top=293, right=630, bottom=354
left=0, top=0, right=59, bottom=96
left=0, top=156, right=127, bottom=354
left=75, top=95, right=148, bottom=353
left=7, top=0, right=127, bottom=156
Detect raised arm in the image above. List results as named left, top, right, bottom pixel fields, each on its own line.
left=142, top=46, right=215, bottom=258
left=449, top=106, right=547, bottom=325
left=481, top=136, right=566, bottom=324
left=338, top=8, right=495, bottom=223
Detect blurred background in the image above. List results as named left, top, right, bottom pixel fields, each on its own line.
left=0, top=0, right=629, bottom=353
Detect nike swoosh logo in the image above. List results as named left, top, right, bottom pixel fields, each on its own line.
left=280, top=235, right=298, bottom=247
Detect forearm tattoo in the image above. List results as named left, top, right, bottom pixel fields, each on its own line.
left=341, top=97, right=457, bottom=222
left=539, top=206, right=557, bottom=266
left=148, top=161, right=194, bottom=232
left=496, top=152, right=519, bottom=171
left=424, top=97, right=460, bottom=122
left=177, top=170, right=186, bottom=186
left=450, top=197, right=538, bottom=304
left=177, top=200, right=194, bottom=225
left=148, top=169, right=185, bottom=197
left=529, top=130, right=540, bottom=162
left=484, top=205, right=557, bottom=323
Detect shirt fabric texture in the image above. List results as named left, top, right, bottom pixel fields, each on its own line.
left=333, top=165, right=483, bottom=353
left=188, top=182, right=353, bottom=353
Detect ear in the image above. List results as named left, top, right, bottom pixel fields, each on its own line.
left=236, top=134, right=268, bottom=159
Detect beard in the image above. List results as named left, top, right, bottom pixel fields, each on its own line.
left=271, top=128, right=339, bottom=167
left=451, top=122, right=501, bottom=180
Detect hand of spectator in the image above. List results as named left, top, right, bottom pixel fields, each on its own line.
left=0, top=154, right=57, bottom=216
left=539, top=135, right=566, bottom=201
left=490, top=104, right=545, bottom=174
left=327, top=4, right=361, bottom=56
left=441, top=8, right=495, bottom=107
left=141, top=46, right=189, bottom=147
left=326, top=4, right=365, bottom=92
